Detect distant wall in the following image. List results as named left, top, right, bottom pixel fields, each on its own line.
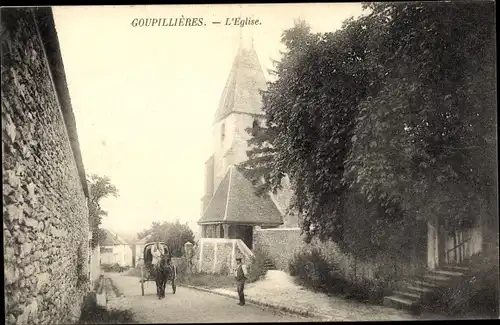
left=2, top=8, right=90, bottom=325
left=195, top=238, right=252, bottom=274
left=253, top=228, right=302, bottom=271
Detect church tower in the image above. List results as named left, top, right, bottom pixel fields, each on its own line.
left=211, top=32, right=267, bottom=194
left=201, top=29, right=267, bottom=211
left=198, top=30, right=284, bottom=247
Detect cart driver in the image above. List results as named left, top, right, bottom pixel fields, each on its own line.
left=151, top=242, right=165, bottom=266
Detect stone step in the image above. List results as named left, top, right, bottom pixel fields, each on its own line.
left=406, top=285, right=433, bottom=295
left=421, top=274, right=451, bottom=282
left=431, top=269, right=465, bottom=277
left=383, top=295, right=420, bottom=313
left=412, top=280, right=439, bottom=288
left=394, top=290, right=421, bottom=300
left=441, top=265, right=471, bottom=272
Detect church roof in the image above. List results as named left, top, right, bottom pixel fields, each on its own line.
left=198, top=165, right=283, bottom=225
left=213, top=44, right=268, bottom=125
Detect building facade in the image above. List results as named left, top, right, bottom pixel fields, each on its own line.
left=99, top=229, right=134, bottom=267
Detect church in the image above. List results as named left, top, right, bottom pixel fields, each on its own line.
left=198, top=34, right=296, bottom=249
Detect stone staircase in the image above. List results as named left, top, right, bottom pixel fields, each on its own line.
left=383, top=264, right=475, bottom=314
left=263, top=258, right=277, bottom=270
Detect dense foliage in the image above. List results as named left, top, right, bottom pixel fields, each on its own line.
left=246, top=247, right=271, bottom=283
left=424, top=254, right=499, bottom=317
left=240, top=2, right=496, bottom=260
left=288, top=247, right=396, bottom=304
left=137, top=220, right=195, bottom=257
left=88, top=174, right=119, bottom=248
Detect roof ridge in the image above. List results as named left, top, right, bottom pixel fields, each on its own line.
left=200, top=167, right=230, bottom=217
left=223, top=165, right=234, bottom=221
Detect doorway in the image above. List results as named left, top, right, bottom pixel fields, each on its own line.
left=240, top=226, right=253, bottom=249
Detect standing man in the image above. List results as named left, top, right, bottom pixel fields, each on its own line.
left=166, top=257, right=177, bottom=294
left=234, top=257, right=247, bottom=306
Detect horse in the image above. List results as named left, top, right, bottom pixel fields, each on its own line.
left=153, top=254, right=170, bottom=299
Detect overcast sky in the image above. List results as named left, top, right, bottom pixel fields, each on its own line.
left=53, top=3, right=366, bottom=238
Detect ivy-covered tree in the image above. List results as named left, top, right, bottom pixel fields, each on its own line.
left=344, top=2, right=496, bottom=232
left=241, top=2, right=496, bottom=260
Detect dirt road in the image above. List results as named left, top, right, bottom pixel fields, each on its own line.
left=106, top=273, right=313, bottom=323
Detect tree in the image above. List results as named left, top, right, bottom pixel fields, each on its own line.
left=88, top=174, right=119, bottom=248
left=344, top=2, right=496, bottom=232
left=241, top=2, right=496, bottom=260
left=137, top=220, right=195, bottom=257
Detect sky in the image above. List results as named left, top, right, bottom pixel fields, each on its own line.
left=52, top=3, right=366, bottom=239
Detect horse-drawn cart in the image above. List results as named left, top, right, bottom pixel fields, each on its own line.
left=139, top=242, right=171, bottom=296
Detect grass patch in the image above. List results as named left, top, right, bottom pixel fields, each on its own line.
left=180, top=273, right=235, bottom=289
left=77, top=293, right=138, bottom=324
left=127, top=265, right=235, bottom=289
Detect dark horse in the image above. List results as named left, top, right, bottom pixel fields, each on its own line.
left=153, top=255, right=177, bottom=299
left=153, top=255, right=169, bottom=299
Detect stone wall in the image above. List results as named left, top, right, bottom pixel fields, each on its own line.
left=195, top=238, right=251, bottom=274
left=2, top=8, right=90, bottom=325
left=253, top=228, right=302, bottom=271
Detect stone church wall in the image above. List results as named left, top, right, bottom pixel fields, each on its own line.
left=195, top=238, right=251, bottom=274
left=2, top=8, right=90, bottom=325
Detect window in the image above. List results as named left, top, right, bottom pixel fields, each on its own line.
left=100, top=247, right=112, bottom=253
left=221, top=123, right=225, bottom=143
left=252, top=119, right=259, bottom=136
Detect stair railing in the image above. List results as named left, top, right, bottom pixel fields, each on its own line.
left=445, top=235, right=472, bottom=265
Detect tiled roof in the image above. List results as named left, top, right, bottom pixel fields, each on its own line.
left=101, top=229, right=129, bottom=246
left=198, top=165, right=283, bottom=226
left=213, top=45, right=267, bottom=124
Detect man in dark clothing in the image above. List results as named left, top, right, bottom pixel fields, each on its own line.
left=234, top=257, right=247, bottom=306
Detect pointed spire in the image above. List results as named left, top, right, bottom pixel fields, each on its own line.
left=237, top=7, right=254, bottom=51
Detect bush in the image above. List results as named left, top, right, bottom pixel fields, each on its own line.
left=288, top=247, right=395, bottom=304
left=425, top=254, right=499, bottom=317
left=77, top=292, right=137, bottom=324
left=246, top=247, right=270, bottom=283
left=289, top=247, right=345, bottom=292
left=100, top=263, right=129, bottom=273
left=174, top=257, right=190, bottom=281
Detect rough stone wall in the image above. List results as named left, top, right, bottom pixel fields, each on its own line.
left=196, top=239, right=247, bottom=274
left=254, top=228, right=302, bottom=271
left=2, top=9, right=90, bottom=325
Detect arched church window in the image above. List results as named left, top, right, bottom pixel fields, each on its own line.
left=221, top=123, right=225, bottom=143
